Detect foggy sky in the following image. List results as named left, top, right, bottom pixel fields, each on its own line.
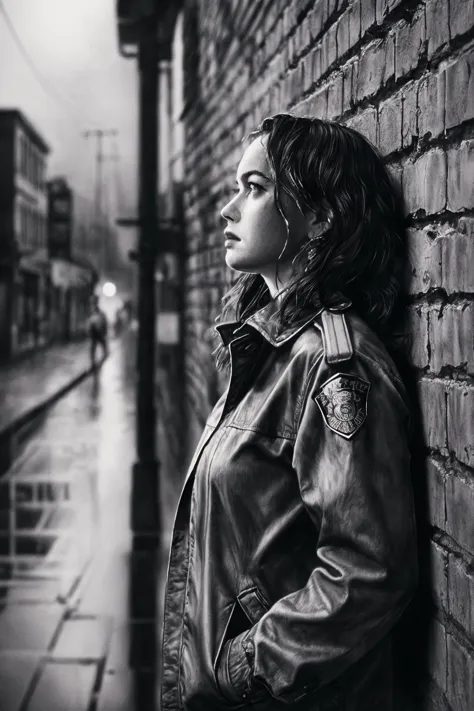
left=0, top=0, right=138, bottom=215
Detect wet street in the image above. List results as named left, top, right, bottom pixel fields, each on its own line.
left=0, top=328, right=181, bottom=710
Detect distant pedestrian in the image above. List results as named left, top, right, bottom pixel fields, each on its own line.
left=87, top=296, right=108, bottom=367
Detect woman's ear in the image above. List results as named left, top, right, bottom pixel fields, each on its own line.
left=305, top=205, right=334, bottom=239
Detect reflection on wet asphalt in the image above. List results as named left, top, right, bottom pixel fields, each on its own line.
left=0, top=329, right=178, bottom=710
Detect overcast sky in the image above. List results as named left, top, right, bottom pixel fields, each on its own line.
left=0, top=0, right=138, bottom=215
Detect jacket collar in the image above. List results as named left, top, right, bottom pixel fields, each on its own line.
left=215, top=299, right=324, bottom=348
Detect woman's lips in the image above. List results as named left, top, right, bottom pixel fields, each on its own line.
left=224, top=231, right=240, bottom=241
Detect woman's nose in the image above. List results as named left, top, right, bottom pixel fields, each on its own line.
left=220, top=195, right=240, bottom=222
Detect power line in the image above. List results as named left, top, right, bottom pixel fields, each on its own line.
left=0, top=0, right=101, bottom=129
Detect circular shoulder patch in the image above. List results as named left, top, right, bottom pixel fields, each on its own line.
left=313, top=373, right=370, bottom=439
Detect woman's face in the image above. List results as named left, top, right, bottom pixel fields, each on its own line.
left=220, top=136, right=309, bottom=293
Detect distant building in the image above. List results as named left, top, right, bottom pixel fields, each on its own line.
left=47, top=177, right=97, bottom=342
left=0, top=109, right=49, bottom=359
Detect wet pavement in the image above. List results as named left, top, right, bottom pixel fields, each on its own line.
left=0, top=328, right=180, bottom=710
left=0, top=340, right=94, bottom=437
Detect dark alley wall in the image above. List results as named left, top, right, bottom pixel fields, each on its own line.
left=177, top=1, right=474, bottom=708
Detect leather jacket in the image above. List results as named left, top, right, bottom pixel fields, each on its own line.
left=160, top=301, right=418, bottom=711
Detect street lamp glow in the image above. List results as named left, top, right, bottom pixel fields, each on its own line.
left=102, top=282, right=117, bottom=297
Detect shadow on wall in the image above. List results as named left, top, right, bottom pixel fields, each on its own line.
left=392, top=355, right=433, bottom=711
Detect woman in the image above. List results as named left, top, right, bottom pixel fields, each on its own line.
left=160, top=114, right=417, bottom=711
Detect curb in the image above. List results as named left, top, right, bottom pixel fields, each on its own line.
left=0, top=364, right=95, bottom=442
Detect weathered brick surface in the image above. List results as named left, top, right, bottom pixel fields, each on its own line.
left=406, top=226, right=442, bottom=295
left=428, top=620, right=448, bottom=695
left=445, top=472, right=474, bottom=555
left=402, top=149, right=447, bottom=216
left=426, top=456, right=446, bottom=530
left=447, top=385, right=474, bottom=467
left=445, top=51, right=474, bottom=130
left=448, top=555, right=474, bottom=641
left=175, top=1, right=474, bottom=707
left=446, top=634, right=474, bottom=711
left=428, top=303, right=474, bottom=375
left=447, top=141, right=474, bottom=212
left=418, top=378, right=448, bottom=452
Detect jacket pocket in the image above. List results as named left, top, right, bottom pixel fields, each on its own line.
left=237, top=586, right=270, bottom=624
left=212, top=587, right=270, bottom=675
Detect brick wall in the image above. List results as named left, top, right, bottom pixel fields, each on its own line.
left=177, top=1, right=474, bottom=708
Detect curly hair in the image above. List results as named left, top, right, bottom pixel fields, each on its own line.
left=214, top=114, right=406, bottom=370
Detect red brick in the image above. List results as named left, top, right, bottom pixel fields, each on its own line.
left=300, top=13, right=312, bottom=52
left=418, top=70, right=445, bottom=140
left=361, top=0, right=377, bottom=36
left=425, top=0, right=450, bottom=59
left=336, top=10, right=350, bottom=59
left=427, top=619, right=447, bottom=694
left=308, top=1, right=325, bottom=42
left=426, top=456, right=446, bottom=530
left=378, top=92, right=403, bottom=155
left=383, top=33, right=396, bottom=84
left=326, top=72, right=343, bottom=120
left=447, top=634, right=474, bottom=711
left=327, top=0, right=338, bottom=19
left=401, top=80, right=418, bottom=149
left=448, top=555, right=474, bottom=641
left=355, top=38, right=392, bottom=102
left=442, top=218, right=474, bottom=293
left=341, top=61, right=354, bottom=112
left=376, top=0, right=404, bottom=23
left=386, top=162, right=402, bottom=194
left=344, top=107, right=377, bottom=145
left=311, top=45, right=322, bottom=85
left=428, top=303, right=474, bottom=375
left=303, top=52, right=314, bottom=93
left=402, top=149, right=447, bottom=216
left=348, top=0, right=361, bottom=49
left=326, top=20, right=338, bottom=70
left=321, top=32, right=330, bottom=75
left=395, top=11, right=426, bottom=81
left=445, top=51, right=474, bottom=130
left=449, top=0, right=474, bottom=41
left=407, top=305, right=429, bottom=368
left=293, top=85, right=328, bottom=120
left=447, top=141, right=474, bottom=212
left=418, top=378, right=448, bottom=452
left=429, top=541, right=448, bottom=610
left=447, top=384, right=474, bottom=468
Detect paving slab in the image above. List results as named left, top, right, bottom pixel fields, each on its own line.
left=0, top=340, right=95, bottom=438
left=106, top=620, right=156, bottom=672
left=97, top=669, right=156, bottom=711
left=51, top=616, right=111, bottom=662
left=0, top=605, right=62, bottom=652
left=0, top=655, right=40, bottom=711
left=27, top=662, right=97, bottom=711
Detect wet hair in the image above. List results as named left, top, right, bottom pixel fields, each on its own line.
left=214, top=113, right=406, bottom=369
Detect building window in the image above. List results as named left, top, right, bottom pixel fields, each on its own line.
left=38, top=159, right=44, bottom=190
left=20, top=136, right=27, bottom=177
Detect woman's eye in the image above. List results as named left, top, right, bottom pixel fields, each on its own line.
left=247, top=182, right=263, bottom=194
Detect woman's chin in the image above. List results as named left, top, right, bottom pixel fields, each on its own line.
left=224, top=254, right=250, bottom=272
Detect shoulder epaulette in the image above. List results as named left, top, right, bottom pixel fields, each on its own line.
left=317, top=310, right=354, bottom=364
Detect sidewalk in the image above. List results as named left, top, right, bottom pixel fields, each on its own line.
left=0, top=340, right=95, bottom=440
left=0, top=328, right=178, bottom=711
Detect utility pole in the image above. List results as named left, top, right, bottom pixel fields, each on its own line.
left=130, top=17, right=160, bottom=550
left=115, top=0, right=179, bottom=551
left=83, top=129, right=118, bottom=275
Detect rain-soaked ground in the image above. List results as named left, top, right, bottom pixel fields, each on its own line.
left=0, top=327, right=181, bottom=710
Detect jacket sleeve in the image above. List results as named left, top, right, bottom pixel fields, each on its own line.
left=217, top=353, right=418, bottom=706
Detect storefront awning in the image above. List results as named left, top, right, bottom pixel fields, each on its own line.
left=51, top=259, right=94, bottom=288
